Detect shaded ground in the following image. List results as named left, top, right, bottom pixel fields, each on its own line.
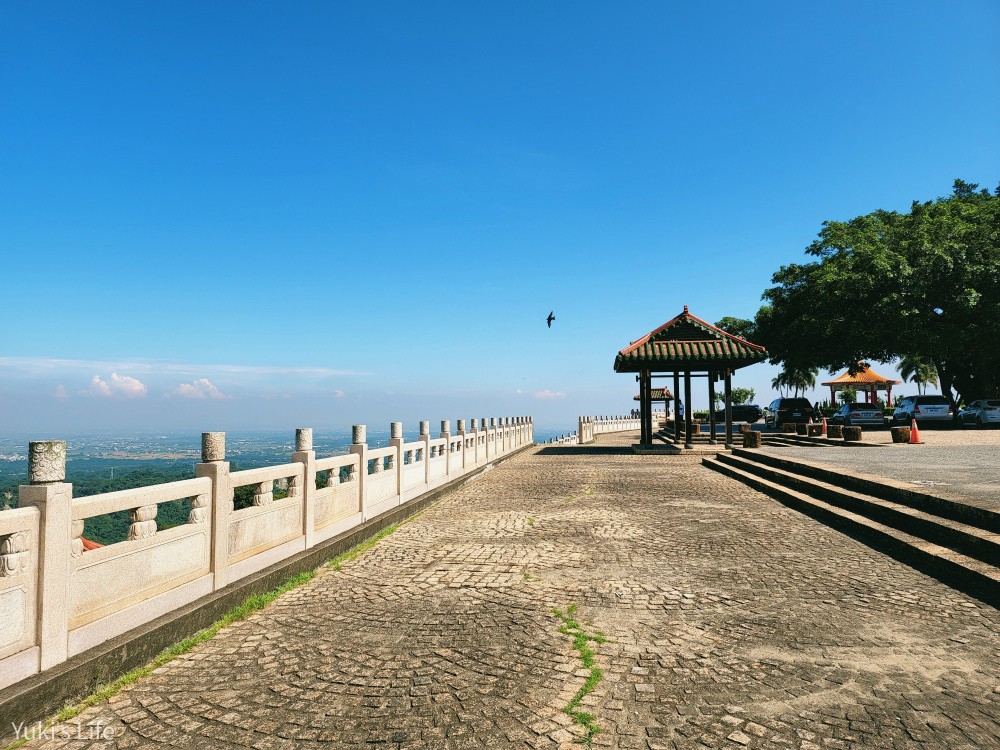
left=17, top=433, right=1000, bottom=749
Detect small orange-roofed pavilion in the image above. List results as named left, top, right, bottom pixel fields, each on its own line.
left=822, top=364, right=901, bottom=406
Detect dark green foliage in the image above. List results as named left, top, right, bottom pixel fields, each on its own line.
left=714, top=316, right=757, bottom=341
left=756, top=180, right=1000, bottom=405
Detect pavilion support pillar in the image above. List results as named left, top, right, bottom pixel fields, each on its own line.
left=724, top=369, right=734, bottom=449
left=640, top=370, right=651, bottom=446
left=673, top=371, right=681, bottom=443
left=683, top=370, right=693, bottom=449
left=707, top=372, right=717, bottom=445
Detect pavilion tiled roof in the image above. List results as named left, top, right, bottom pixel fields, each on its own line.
left=633, top=388, right=674, bottom=400
left=614, top=306, right=768, bottom=372
left=821, top=365, right=901, bottom=387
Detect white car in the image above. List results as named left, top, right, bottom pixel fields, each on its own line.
left=959, top=400, right=1000, bottom=428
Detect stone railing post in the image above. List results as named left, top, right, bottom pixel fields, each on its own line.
left=440, top=420, right=451, bottom=475
left=349, top=425, right=369, bottom=519
left=292, top=428, right=316, bottom=549
left=419, top=420, right=430, bottom=485
left=529, top=416, right=534, bottom=444
left=19, top=440, right=71, bottom=670
left=195, top=432, right=231, bottom=591
left=457, top=419, right=467, bottom=468
left=389, top=422, right=404, bottom=496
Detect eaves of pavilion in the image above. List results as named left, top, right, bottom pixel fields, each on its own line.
left=614, top=305, right=768, bottom=448
left=821, top=365, right=901, bottom=407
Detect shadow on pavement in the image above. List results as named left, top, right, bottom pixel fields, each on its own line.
left=535, top=446, right=634, bottom=456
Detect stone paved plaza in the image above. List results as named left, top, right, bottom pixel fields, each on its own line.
left=18, top=434, right=1000, bottom=749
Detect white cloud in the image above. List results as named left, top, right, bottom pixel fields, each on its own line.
left=54, top=384, right=68, bottom=399
left=515, top=389, right=524, bottom=395
left=534, top=389, right=566, bottom=399
left=88, top=375, right=113, bottom=397
left=109, top=371, right=147, bottom=398
left=170, top=378, right=227, bottom=400
left=333, top=389, right=346, bottom=398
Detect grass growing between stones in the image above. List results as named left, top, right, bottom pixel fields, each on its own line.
left=553, top=604, right=607, bottom=744
left=327, top=522, right=399, bottom=571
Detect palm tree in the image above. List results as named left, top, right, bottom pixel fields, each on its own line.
left=898, top=355, right=938, bottom=395
left=771, top=373, right=788, bottom=396
left=774, top=365, right=819, bottom=397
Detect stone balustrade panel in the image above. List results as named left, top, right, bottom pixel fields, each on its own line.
left=68, top=478, right=212, bottom=622
left=427, top=438, right=448, bottom=481
left=365, top=446, right=400, bottom=508
left=228, top=464, right=305, bottom=565
left=313, top=454, right=361, bottom=531
left=0, top=506, right=40, bottom=689
left=401, top=440, right=426, bottom=492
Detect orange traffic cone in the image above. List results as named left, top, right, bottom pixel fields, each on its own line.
left=909, top=418, right=921, bottom=444
left=821, top=417, right=828, bottom=435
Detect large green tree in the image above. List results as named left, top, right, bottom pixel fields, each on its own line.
left=755, top=180, right=1000, bottom=405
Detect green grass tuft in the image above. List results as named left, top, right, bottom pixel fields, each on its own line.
left=553, top=605, right=609, bottom=744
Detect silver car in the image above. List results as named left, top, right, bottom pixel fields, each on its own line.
left=893, top=395, right=954, bottom=425
left=831, top=402, right=886, bottom=427
left=959, top=399, right=1000, bottom=428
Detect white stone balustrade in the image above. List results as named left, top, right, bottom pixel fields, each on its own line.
left=576, top=414, right=643, bottom=444
left=0, top=415, right=536, bottom=691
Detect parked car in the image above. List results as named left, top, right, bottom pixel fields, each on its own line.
left=958, top=399, right=1000, bottom=428
left=713, top=404, right=763, bottom=423
left=829, top=402, right=885, bottom=428
left=764, top=397, right=815, bottom=427
left=892, top=395, right=953, bottom=426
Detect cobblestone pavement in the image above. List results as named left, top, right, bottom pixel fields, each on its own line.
left=18, top=434, right=1000, bottom=749
left=766, top=436, right=1000, bottom=512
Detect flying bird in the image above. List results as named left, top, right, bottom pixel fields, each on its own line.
left=546, top=311, right=555, bottom=328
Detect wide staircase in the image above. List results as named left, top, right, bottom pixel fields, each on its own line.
left=703, top=448, right=1000, bottom=606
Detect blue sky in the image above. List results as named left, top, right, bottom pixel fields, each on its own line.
left=2, top=1, right=998, bottom=435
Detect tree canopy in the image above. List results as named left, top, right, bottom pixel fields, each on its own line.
left=755, top=180, right=1000, bottom=404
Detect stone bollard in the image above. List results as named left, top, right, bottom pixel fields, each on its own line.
left=781, top=422, right=797, bottom=433
left=742, top=431, right=762, bottom=449
left=738, top=423, right=752, bottom=435
left=807, top=424, right=823, bottom=437
left=194, top=432, right=232, bottom=588
left=349, top=425, right=371, bottom=518
left=843, top=426, right=863, bottom=442
left=827, top=424, right=844, bottom=439
left=293, top=428, right=316, bottom=545
left=795, top=424, right=808, bottom=435
left=891, top=426, right=911, bottom=444
left=20, top=440, right=72, bottom=669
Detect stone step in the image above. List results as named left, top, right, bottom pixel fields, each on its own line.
left=714, top=452, right=1000, bottom=565
left=702, top=457, right=1000, bottom=607
left=730, top=448, right=1000, bottom=534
